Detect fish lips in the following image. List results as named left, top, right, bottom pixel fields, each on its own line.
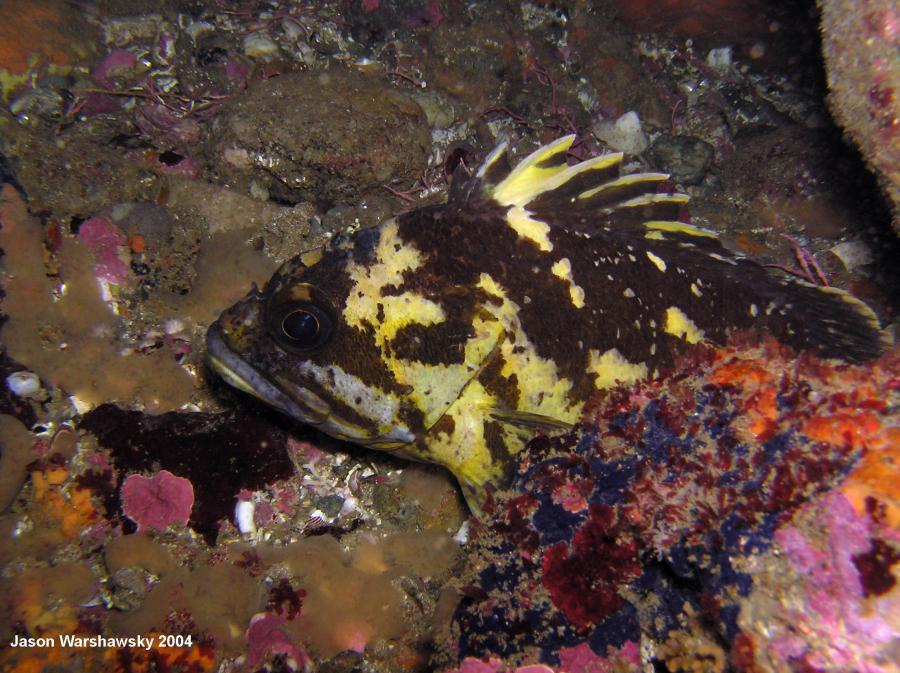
left=206, top=322, right=417, bottom=448
left=206, top=321, right=327, bottom=425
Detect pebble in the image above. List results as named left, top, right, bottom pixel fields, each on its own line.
left=243, top=33, right=279, bottom=60
left=707, top=46, right=733, bottom=72
left=6, top=371, right=42, bottom=398
left=235, top=499, right=257, bottom=535
left=593, top=111, right=649, bottom=155
left=453, top=520, right=470, bottom=545
left=829, top=240, right=873, bottom=271
left=647, top=135, right=714, bottom=185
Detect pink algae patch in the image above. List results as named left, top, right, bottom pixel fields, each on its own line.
left=746, top=491, right=900, bottom=671
left=558, top=641, right=641, bottom=673
left=245, top=612, right=308, bottom=669
left=121, top=470, right=194, bottom=532
left=77, top=216, right=129, bottom=284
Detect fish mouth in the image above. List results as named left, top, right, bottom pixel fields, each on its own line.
left=206, top=322, right=328, bottom=425
left=206, top=323, right=417, bottom=448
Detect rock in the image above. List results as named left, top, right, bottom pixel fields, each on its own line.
left=592, top=111, right=649, bottom=155
left=821, top=0, right=900, bottom=233
left=5, top=117, right=158, bottom=220
left=647, top=134, right=714, bottom=185
left=830, top=239, right=874, bottom=271
left=205, top=69, right=431, bottom=206
left=242, top=32, right=280, bottom=60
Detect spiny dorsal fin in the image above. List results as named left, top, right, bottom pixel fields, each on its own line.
left=466, top=137, right=890, bottom=363
left=473, top=135, right=691, bottom=224
left=476, top=141, right=513, bottom=187
left=490, top=134, right=576, bottom=206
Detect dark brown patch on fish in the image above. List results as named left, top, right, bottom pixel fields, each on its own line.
left=477, top=348, right=521, bottom=409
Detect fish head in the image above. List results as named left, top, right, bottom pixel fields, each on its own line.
left=206, top=215, right=505, bottom=463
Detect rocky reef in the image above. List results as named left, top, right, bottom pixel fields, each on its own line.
left=0, top=1, right=897, bottom=671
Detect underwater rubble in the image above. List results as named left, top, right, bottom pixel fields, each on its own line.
left=0, top=0, right=898, bottom=672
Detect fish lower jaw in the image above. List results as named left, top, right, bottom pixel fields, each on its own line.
left=206, top=323, right=327, bottom=424
left=270, top=375, right=418, bottom=448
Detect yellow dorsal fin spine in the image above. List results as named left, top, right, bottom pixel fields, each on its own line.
left=491, top=134, right=576, bottom=206
left=476, top=142, right=510, bottom=179
left=643, top=221, right=718, bottom=238
left=602, top=193, right=690, bottom=214
left=577, top=172, right=670, bottom=201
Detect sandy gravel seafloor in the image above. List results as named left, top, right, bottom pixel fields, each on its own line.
left=0, top=1, right=897, bottom=672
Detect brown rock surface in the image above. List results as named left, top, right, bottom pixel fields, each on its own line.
left=205, top=69, right=431, bottom=206
left=820, top=0, right=900, bottom=232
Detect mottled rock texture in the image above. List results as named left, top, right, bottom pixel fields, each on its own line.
left=820, top=0, right=900, bottom=232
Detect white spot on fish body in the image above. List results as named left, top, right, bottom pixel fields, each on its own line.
left=297, top=361, right=403, bottom=432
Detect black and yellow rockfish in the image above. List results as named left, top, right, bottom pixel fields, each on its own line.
left=206, top=135, right=888, bottom=512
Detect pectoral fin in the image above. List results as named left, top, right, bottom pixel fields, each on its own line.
left=487, top=406, right=573, bottom=433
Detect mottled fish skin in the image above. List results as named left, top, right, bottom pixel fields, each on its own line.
left=206, top=135, right=888, bottom=513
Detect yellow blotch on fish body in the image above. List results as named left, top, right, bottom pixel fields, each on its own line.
left=551, top=257, right=586, bottom=308
left=477, top=274, right=580, bottom=424
left=422, top=379, right=502, bottom=488
left=338, top=223, right=511, bottom=432
left=506, top=205, right=553, bottom=252
left=587, top=347, right=649, bottom=389
left=300, top=247, right=324, bottom=267
left=664, top=306, right=706, bottom=344
left=344, top=218, right=445, bottom=344
left=384, top=313, right=504, bottom=430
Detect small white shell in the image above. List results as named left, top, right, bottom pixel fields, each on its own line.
left=235, top=500, right=257, bottom=536
left=6, top=371, right=41, bottom=398
left=243, top=33, right=279, bottom=60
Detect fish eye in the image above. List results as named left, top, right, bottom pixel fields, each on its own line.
left=272, top=304, right=333, bottom=351
left=274, top=304, right=333, bottom=350
left=282, top=309, right=320, bottom=344
left=267, top=284, right=336, bottom=351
